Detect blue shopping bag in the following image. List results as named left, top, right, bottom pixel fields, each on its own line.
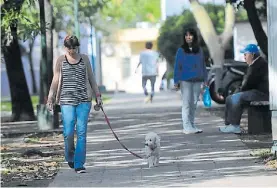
left=203, top=86, right=212, bottom=108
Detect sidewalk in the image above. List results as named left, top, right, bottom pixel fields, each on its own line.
left=49, top=91, right=276, bottom=187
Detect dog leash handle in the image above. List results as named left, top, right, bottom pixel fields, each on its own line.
left=94, top=104, right=101, bottom=111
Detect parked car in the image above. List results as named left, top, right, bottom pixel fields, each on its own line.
left=207, top=59, right=248, bottom=104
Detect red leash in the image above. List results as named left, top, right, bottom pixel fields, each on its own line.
left=99, top=106, right=143, bottom=159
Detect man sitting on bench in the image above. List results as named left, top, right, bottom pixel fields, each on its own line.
left=219, top=44, right=269, bottom=134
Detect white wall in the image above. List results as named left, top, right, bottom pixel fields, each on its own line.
left=233, top=21, right=268, bottom=61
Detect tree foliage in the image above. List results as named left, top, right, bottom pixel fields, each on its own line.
left=157, top=3, right=247, bottom=67
left=51, top=0, right=108, bottom=34
left=100, top=0, right=161, bottom=28
left=231, top=0, right=268, bottom=57
left=1, top=0, right=39, bottom=44
left=231, top=0, right=266, bottom=17
left=1, top=0, right=110, bottom=43
left=2, top=0, right=161, bottom=42
left=1, top=0, right=35, bottom=121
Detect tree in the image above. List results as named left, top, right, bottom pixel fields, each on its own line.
left=158, top=12, right=195, bottom=69
left=100, top=0, right=161, bottom=28
left=188, top=0, right=235, bottom=93
left=232, top=0, right=268, bottom=58
left=1, top=0, right=38, bottom=121
left=51, top=0, right=110, bottom=33
left=37, top=0, right=59, bottom=130
left=50, top=0, right=161, bottom=38
left=157, top=3, right=247, bottom=70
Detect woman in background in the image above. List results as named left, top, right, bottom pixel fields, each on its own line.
left=174, top=28, right=208, bottom=134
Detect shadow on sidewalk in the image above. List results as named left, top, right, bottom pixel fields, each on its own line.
left=50, top=104, right=276, bottom=187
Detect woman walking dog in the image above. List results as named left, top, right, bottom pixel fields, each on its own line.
left=47, top=35, right=102, bottom=173
left=173, top=28, right=208, bottom=134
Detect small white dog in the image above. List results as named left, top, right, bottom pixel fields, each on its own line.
left=144, top=132, right=161, bottom=168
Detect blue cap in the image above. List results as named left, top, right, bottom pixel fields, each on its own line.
left=240, top=44, right=260, bottom=54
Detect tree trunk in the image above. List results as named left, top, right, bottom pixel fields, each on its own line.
left=37, top=0, right=59, bottom=130
left=2, top=26, right=35, bottom=121
left=189, top=0, right=235, bottom=93
left=244, top=0, right=268, bottom=58
left=28, top=38, right=38, bottom=94
left=38, top=0, right=48, bottom=104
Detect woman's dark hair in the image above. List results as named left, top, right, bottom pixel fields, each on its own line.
left=64, top=35, right=80, bottom=49
left=181, top=28, right=200, bottom=54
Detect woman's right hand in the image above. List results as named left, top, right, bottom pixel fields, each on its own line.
left=96, top=96, right=103, bottom=106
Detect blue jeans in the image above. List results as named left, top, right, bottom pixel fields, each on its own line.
left=180, top=81, right=202, bottom=129
left=225, top=89, right=268, bottom=125
left=61, top=102, right=91, bottom=169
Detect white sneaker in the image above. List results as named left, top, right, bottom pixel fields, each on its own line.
left=183, top=126, right=198, bottom=134
left=193, top=125, right=203, bottom=133
left=219, top=125, right=241, bottom=134
left=144, top=96, right=151, bottom=103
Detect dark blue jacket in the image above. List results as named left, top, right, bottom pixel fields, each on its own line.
left=174, top=48, right=208, bottom=84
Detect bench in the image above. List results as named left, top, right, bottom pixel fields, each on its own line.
left=248, top=101, right=272, bottom=134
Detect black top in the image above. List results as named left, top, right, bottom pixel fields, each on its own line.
left=240, top=56, right=269, bottom=94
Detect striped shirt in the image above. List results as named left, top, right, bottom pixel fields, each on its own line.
left=60, top=56, right=89, bottom=105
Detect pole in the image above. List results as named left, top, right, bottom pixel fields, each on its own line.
left=45, top=0, right=59, bottom=128
left=98, top=34, right=103, bottom=86
left=74, top=0, right=80, bottom=39
left=45, top=0, right=53, bottom=88
left=90, top=24, right=95, bottom=72
left=267, top=0, right=277, bottom=156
